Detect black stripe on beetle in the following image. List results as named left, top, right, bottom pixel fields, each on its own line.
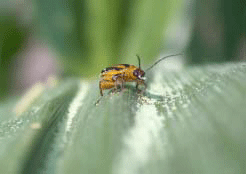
left=101, top=67, right=123, bottom=73
left=119, top=64, right=130, bottom=67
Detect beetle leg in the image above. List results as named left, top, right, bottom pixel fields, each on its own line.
left=116, top=79, right=124, bottom=91
left=142, top=82, right=147, bottom=93
left=99, top=79, right=115, bottom=96
left=136, top=80, right=142, bottom=90
left=121, top=80, right=124, bottom=89
left=136, top=80, right=146, bottom=94
left=142, top=81, right=147, bottom=90
left=113, top=74, right=124, bottom=92
left=99, top=81, right=103, bottom=96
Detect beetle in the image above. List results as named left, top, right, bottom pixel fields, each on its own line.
left=99, top=54, right=181, bottom=96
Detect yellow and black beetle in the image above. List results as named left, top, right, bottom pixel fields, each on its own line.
left=99, top=54, right=181, bottom=96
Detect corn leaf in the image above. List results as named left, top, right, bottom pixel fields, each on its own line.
left=0, top=62, right=246, bottom=173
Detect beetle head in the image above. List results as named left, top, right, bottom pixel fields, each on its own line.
left=133, top=68, right=145, bottom=80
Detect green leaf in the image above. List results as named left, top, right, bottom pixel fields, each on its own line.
left=0, top=62, right=246, bottom=173
left=35, top=0, right=181, bottom=76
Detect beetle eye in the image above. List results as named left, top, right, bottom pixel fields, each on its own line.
left=133, top=70, right=139, bottom=77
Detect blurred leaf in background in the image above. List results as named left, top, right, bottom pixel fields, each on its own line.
left=187, top=0, right=246, bottom=63
left=0, top=0, right=182, bottom=101
left=0, top=0, right=245, bottom=101
left=36, top=0, right=181, bottom=76
left=0, top=13, right=29, bottom=98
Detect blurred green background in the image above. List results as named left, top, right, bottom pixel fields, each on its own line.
left=0, top=0, right=245, bottom=100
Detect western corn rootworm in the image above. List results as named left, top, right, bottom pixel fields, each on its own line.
left=99, top=54, right=181, bottom=96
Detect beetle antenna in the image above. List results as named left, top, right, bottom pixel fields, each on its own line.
left=145, top=53, right=182, bottom=72
left=136, top=55, right=141, bottom=69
